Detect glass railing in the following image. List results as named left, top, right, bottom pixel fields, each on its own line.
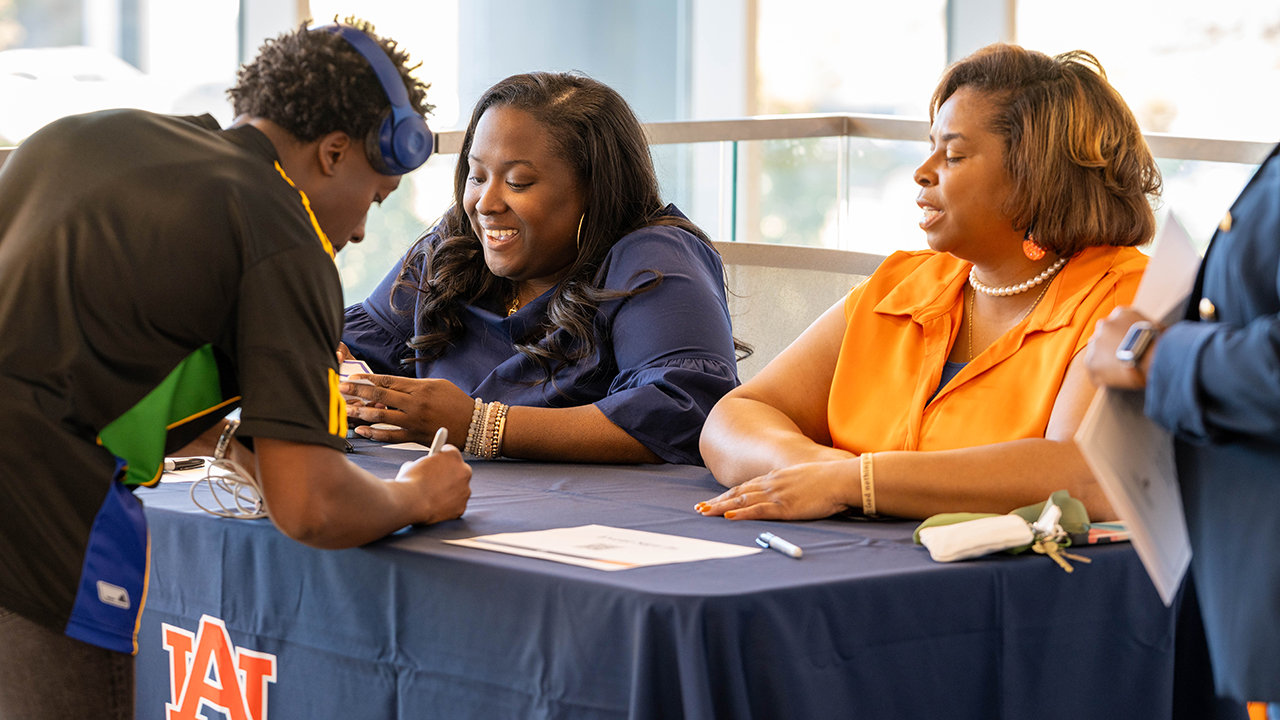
left=409, top=116, right=1268, bottom=278
left=430, top=116, right=1271, bottom=252
left=1, top=115, right=1271, bottom=306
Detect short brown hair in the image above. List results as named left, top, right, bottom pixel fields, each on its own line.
left=931, top=44, right=1161, bottom=256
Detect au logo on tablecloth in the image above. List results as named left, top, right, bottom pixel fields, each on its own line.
left=161, top=615, right=277, bottom=720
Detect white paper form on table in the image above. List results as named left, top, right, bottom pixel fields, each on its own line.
left=444, top=524, right=761, bottom=571
left=1075, top=211, right=1201, bottom=606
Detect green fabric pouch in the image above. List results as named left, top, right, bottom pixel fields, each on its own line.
left=912, top=490, right=1089, bottom=554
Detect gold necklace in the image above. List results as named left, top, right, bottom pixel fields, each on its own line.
left=967, top=284, right=975, bottom=361
left=507, top=285, right=522, bottom=317
left=966, top=278, right=1053, bottom=362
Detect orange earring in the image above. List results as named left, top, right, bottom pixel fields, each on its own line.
left=1023, top=234, right=1046, bottom=261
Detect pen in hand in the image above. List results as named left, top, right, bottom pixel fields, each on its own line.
left=392, top=428, right=449, bottom=484
left=427, top=427, right=447, bottom=456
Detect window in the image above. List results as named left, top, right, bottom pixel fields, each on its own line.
left=0, top=0, right=239, bottom=145
left=1018, top=0, right=1272, bottom=246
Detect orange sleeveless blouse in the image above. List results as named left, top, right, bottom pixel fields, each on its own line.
left=827, top=245, right=1147, bottom=454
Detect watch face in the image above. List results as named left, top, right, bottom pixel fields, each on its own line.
left=1116, top=322, right=1157, bottom=367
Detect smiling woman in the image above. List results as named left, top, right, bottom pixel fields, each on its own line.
left=465, top=104, right=586, bottom=306
left=697, top=44, right=1161, bottom=522
left=340, top=72, right=742, bottom=465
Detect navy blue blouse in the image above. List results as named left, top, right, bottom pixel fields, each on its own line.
left=342, top=207, right=740, bottom=464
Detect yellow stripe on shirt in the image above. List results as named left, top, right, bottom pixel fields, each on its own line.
left=328, top=368, right=348, bottom=437
left=273, top=161, right=335, bottom=259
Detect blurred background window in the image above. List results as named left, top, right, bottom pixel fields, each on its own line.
left=749, top=0, right=945, bottom=255
left=1017, top=0, right=1276, bottom=247
left=0, top=0, right=239, bottom=143
left=0, top=0, right=1271, bottom=303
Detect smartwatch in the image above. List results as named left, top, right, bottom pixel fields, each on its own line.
left=1116, top=321, right=1159, bottom=368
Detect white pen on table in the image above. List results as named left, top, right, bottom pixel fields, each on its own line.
left=756, top=532, right=803, bottom=559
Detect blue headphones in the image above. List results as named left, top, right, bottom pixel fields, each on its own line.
left=322, top=24, right=433, bottom=175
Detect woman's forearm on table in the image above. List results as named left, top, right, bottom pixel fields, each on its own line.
left=701, top=396, right=853, bottom=487
left=502, top=405, right=661, bottom=463
left=872, top=438, right=1113, bottom=520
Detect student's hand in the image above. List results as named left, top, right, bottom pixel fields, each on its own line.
left=340, top=375, right=476, bottom=446
left=1085, top=307, right=1159, bottom=390
left=696, top=458, right=859, bottom=521
left=396, top=446, right=472, bottom=524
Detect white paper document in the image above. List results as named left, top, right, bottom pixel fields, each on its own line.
left=1075, top=211, right=1200, bottom=606
left=444, top=524, right=761, bottom=571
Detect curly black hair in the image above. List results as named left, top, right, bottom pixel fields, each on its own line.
left=229, top=17, right=433, bottom=144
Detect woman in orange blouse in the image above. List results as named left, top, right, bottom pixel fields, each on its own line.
left=697, top=44, right=1160, bottom=521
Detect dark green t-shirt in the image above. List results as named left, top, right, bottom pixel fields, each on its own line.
left=0, top=110, right=348, bottom=638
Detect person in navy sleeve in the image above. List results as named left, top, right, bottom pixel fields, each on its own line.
left=1087, top=145, right=1280, bottom=715
left=341, top=72, right=741, bottom=465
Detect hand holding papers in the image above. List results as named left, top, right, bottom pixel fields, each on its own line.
left=339, top=359, right=375, bottom=402
left=1076, top=211, right=1200, bottom=606
left=445, top=524, right=761, bottom=571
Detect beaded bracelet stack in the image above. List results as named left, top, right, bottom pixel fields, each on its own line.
left=464, top=397, right=510, bottom=460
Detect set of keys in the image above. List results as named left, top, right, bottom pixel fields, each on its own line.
left=1030, top=500, right=1093, bottom=573
left=1031, top=536, right=1092, bottom=573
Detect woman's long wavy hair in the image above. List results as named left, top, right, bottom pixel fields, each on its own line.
left=396, top=72, right=736, bottom=385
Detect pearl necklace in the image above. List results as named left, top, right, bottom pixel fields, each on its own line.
left=969, top=257, right=1067, bottom=297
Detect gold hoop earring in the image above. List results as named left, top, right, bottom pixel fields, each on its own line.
left=576, top=214, right=585, bottom=253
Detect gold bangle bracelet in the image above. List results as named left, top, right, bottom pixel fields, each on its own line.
left=482, top=401, right=501, bottom=460
left=860, top=452, right=878, bottom=518
left=490, top=402, right=509, bottom=460
left=479, top=402, right=497, bottom=459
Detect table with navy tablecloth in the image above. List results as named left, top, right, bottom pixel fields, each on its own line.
left=133, top=441, right=1177, bottom=719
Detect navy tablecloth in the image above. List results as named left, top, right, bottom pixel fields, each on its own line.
left=134, top=442, right=1176, bottom=719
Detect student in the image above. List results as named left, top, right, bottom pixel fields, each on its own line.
left=0, top=22, right=471, bottom=717
left=697, top=44, right=1159, bottom=521
left=341, top=72, right=740, bottom=465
